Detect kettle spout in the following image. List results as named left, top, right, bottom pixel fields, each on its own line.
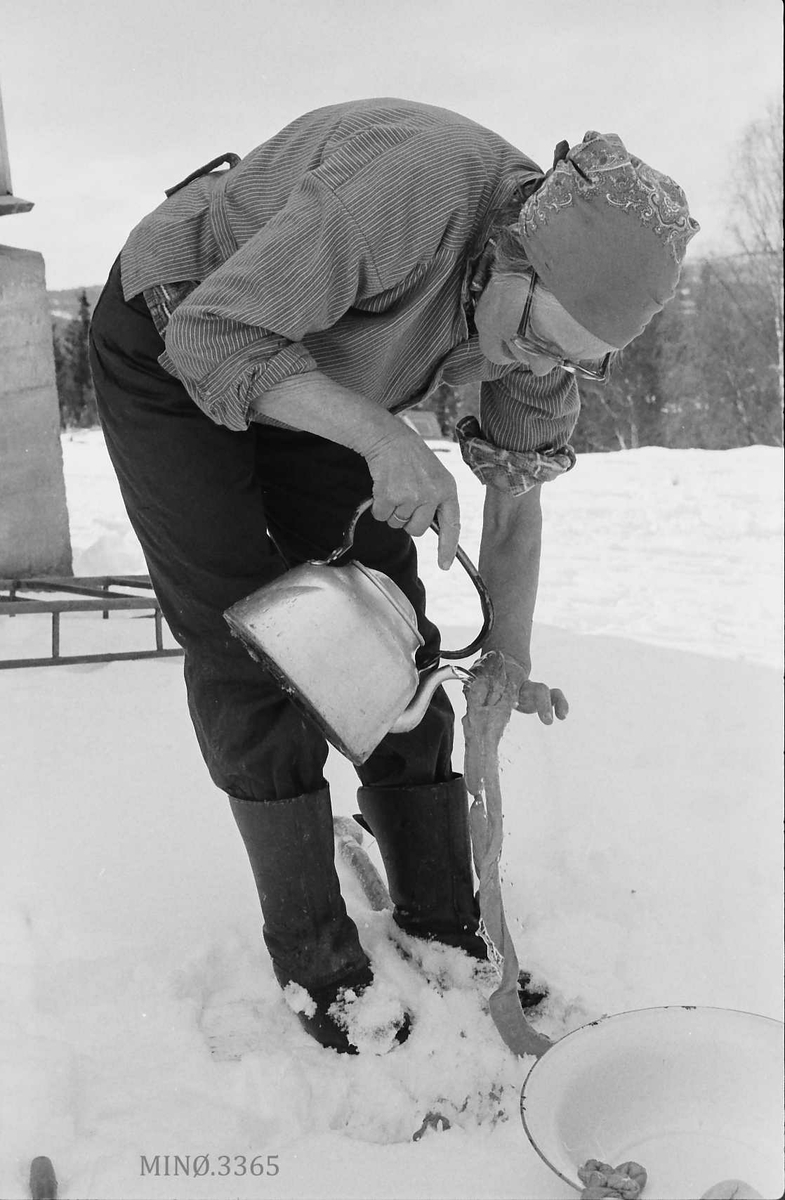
left=388, top=664, right=475, bottom=735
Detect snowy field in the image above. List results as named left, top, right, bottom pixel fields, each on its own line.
left=1, top=430, right=782, bottom=1200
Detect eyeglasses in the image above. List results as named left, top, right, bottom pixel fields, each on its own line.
left=510, top=272, right=611, bottom=382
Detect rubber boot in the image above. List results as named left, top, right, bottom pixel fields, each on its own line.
left=356, top=774, right=488, bottom=958
left=230, top=788, right=409, bottom=1052
left=356, top=775, right=548, bottom=1009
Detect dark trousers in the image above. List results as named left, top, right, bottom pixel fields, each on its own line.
left=88, top=259, right=454, bottom=801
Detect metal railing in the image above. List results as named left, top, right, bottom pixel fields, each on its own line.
left=0, top=575, right=184, bottom=669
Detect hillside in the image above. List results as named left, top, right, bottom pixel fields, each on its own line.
left=48, top=284, right=104, bottom=323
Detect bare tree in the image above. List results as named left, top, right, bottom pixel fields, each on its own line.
left=726, top=100, right=784, bottom=399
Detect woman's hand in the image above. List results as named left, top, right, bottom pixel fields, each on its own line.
left=250, top=372, right=460, bottom=568
left=503, top=655, right=569, bottom=725
left=363, top=422, right=461, bottom=569
left=468, top=652, right=568, bottom=725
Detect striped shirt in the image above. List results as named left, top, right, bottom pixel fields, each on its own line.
left=120, top=99, right=580, bottom=494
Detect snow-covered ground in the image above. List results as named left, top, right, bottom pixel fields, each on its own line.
left=1, top=431, right=782, bottom=1200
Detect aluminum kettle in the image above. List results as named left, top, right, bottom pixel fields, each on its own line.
left=224, top=499, right=493, bottom=764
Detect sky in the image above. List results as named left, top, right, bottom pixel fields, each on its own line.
left=0, top=0, right=782, bottom=289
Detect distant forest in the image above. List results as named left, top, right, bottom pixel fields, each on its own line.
left=52, top=105, right=782, bottom=451
left=426, top=255, right=782, bottom=452
left=51, top=252, right=783, bottom=451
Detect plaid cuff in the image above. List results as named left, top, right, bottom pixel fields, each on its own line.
left=456, top=415, right=576, bottom=495
left=143, top=281, right=200, bottom=337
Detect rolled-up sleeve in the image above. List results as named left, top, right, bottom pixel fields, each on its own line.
left=160, top=174, right=384, bottom=430
left=457, top=368, right=579, bottom=495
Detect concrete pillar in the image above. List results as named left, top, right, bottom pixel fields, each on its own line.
left=0, top=243, right=73, bottom=575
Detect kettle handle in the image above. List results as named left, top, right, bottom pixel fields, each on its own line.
left=311, top=497, right=494, bottom=662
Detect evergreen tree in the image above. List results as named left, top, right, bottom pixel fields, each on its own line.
left=572, top=306, right=679, bottom=453
left=52, top=290, right=98, bottom=428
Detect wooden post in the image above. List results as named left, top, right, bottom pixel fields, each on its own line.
left=0, top=76, right=71, bottom=578
left=0, top=81, right=34, bottom=215
left=0, top=84, right=12, bottom=193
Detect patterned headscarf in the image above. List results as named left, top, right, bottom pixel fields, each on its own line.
left=518, top=132, right=699, bottom=348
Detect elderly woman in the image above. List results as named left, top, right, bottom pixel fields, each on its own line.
left=89, top=99, right=698, bottom=1054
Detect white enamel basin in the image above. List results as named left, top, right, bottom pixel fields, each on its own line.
left=520, top=1006, right=784, bottom=1199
